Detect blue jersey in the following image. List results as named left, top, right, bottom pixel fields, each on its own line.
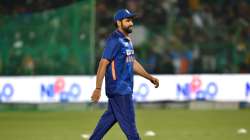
left=102, top=30, right=135, bottom=97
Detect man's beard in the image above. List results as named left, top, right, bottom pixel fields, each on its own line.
left=121, top=23, right=133, bottom=34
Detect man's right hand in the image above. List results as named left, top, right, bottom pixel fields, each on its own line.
left=91, top=89, right=101, bottom=103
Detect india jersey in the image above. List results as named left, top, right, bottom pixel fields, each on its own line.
left=102, top=30, right=135, bottom=97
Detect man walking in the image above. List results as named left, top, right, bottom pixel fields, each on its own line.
left=90, top=9, right=159, bottom=140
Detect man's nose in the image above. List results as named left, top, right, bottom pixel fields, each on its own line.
left=130, top=21, right=133, bottom=26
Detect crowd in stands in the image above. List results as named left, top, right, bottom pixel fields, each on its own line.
left=96, top=0, right=250, bottom=74
left=1, top=0, right=250, bottom=75
left=0, top=0, right=92, bottom=75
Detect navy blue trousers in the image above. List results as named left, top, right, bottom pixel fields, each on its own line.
left=89, top=94, right=140, bottom=140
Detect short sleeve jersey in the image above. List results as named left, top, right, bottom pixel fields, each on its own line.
left=102, top=30, right=135, bottom=97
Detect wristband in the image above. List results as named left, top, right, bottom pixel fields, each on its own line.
left=96, top=88, right=101, bottom=90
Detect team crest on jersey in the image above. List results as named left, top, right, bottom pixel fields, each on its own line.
left=126, top=49, right=134, bottom=55
left=126, top=49, right=134, bottom=63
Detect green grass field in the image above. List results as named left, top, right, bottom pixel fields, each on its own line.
left=0, top=109, right=250, bottom=140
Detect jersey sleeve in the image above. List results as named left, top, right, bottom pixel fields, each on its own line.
left=102, top=39, right=120, bottom=61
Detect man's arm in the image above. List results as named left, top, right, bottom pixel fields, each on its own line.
left=91, top=58, right=110, bottom=103
left=133, top=59, right=159, bottom=88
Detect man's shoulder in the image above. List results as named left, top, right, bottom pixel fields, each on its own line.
left=105, top=32, right=121, bottom=45
left=107, top=31, right=120, bottom=40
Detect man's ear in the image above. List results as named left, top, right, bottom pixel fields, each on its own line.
left=117, top=20, right=121, bottom=27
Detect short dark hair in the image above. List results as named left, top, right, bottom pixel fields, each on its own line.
left=114, top=21, right=118, bottom=28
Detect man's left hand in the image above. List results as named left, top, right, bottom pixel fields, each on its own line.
left=150, top=77, right=159, bottom=88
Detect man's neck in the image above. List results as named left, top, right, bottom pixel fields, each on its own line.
left=118, top=28, right=129, bottom=37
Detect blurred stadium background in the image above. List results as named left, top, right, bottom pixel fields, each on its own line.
left=1, top=0, right=250, bottom=140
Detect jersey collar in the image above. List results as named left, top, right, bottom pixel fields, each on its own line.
left=115, top=30, right=130, bottom=42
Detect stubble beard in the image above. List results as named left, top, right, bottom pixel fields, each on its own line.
left=121, top=23, right=133, bottom=34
